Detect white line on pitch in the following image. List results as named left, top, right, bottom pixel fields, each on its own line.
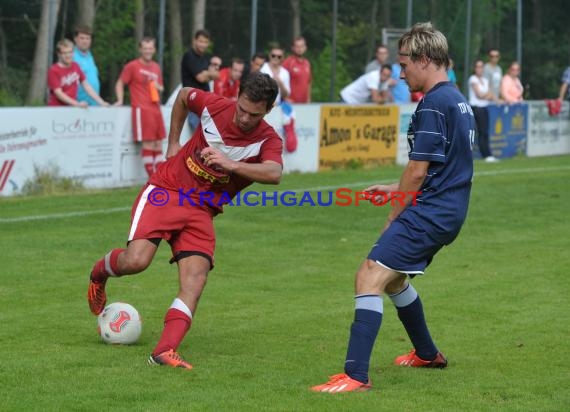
left=1, top=164, right=569, bottom=224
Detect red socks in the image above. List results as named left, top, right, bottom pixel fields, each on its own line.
left=152, top=308, right=192, bottom=356
left=142, top=149, right=154, bottom=177
left=90, top=248, right=125, bottom=282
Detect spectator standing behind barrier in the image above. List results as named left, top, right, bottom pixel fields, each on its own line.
left=500, top=61, right=524, bottom=104
left=181, top=29, right=220, bottom=131
left=484, top=49, right=502, bottom=99
left=115, top=37, right=166, bottom=178
left=260, top=45, right=290, bottom=104
left=72, top=25, right=101, bottom=106
left=557, top=65, right=570, bottom=102
left=213, top=58, right=244, bottom=100
left=47, top=39, right=108, bottom=107
left=282, top=37, right=312, bottom=103
left=365, top=45, right=390, bottom=73
left=469, top=60, right=499, bottom=163
left=242, top=52, right=266, bottom=82
left=365, top=45, right=409, bottom=104
left=340, top=66, right=391, bottom=105
left=208, top=55, right=222, bottom=92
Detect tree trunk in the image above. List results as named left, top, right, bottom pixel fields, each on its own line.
left=367, top=0, right=378, bottom=63
left=530, top=0, right=541, bottom=33
left=0, top=9, right=7, bottom=69
left=135, top=0, right=144, bottom=44
left=168, top=0, right=183, bottom=91
left=290, top=0, right=301, bottom=39
left=76, top=0, right=95, bottom=27
left=27, top=0, right=61, bottom=105
left=381, top=0, right=390, bottom=29
left=193, top=0, right=206, bottom=34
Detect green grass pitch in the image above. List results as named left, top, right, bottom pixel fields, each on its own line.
left=1, top=155, right=569, bottom=411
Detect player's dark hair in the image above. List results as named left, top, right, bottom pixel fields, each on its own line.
left=251, top=51, right=266, bottom=62
left=238, top=72, right=278, bottom=111
left=381, top=63, right=392, bottom=72
left=194, top=29, right=211, bottom=40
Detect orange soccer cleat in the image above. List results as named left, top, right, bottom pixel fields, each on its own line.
left=148, top=349, right=193, bottom=370
left=311, top=373, right=371, bottom=393
left=394, top=349, right=448, bottom=368
left=87, top=278, right=107, bottom=316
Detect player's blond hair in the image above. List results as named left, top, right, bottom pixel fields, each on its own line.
left=398, top=22, right=450, bottom=70
left=56, top=38, right=74, bottom=53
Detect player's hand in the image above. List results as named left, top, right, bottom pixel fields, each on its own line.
left=100, top=101, right=110, bottom=107
left=77, top=101, right=88, bottom=108
left=363, top=184, right=393, bottom=204
left=201, top=147, right=232, bottom=172
left=166, top=142, right=182, bottom=158
left=113, top=101, right=123, bottom=106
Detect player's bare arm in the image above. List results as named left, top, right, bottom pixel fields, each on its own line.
left=54, top=87, right=87, bottom=107
left=201, top=146, right=281, bottom=184
left=82, top=80, right=109, bottom=106
left=386, top=159, right=428, bottom=225
left=165, top=87, right=193, bottom=158
left=114, top=79, right=125, bottom=106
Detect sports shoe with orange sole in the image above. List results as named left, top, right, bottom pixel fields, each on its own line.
left=394, top=349, right=448, bottom=368
left=87, top=278, right=107, bottom=316
left=148, top=349, right=193, bottom=370
left=311, top=373, right=371, bottom=393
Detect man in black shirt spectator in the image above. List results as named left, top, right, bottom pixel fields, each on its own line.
left=180, top=29, right=220, bottom=130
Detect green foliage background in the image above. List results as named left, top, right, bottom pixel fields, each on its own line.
left=1, top=0, right=570, bottom=105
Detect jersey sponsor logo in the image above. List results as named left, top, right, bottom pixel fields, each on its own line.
left=185, top=156, right=230, bottom=184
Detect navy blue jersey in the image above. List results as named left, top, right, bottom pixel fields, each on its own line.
left=405, top=81, right=475, bottom=239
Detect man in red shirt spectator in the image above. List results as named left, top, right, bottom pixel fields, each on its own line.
left=213, top=58, right=244, bottom=101
left=47, top=39, right=107, bottom=107
left=282, top=36, right=312, bottom=103
left=115, top=37, right=166, bottom=177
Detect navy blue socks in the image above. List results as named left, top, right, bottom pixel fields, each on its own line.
left=389, top=284, right=438, bottom=360
left=344, top=295, right=383, bottom=384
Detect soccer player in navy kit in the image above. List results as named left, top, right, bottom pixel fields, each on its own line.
left=312, top=22, right=475, bottom=393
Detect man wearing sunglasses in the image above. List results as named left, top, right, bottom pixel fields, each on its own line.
left=260, top=45, right=290, bottom=104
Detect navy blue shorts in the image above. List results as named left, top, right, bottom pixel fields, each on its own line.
left=367, top=209, right=460, bottom=276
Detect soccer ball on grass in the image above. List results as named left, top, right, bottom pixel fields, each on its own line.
left=97, top=302, right=142, bottom=344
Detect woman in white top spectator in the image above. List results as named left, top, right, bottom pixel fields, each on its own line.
left=469, top=59, right=499, bottom=162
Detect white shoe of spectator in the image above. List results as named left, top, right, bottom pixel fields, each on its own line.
left=484, top=156, right=499, bottom=163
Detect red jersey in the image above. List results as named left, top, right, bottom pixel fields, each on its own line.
left=150, top=89, right=283, bottom=213
left=213, top=68, right=240, bottom=100
left=47, top=62, right=86, bottom=106
left=119, top=59, right=164, bottom=108
left=282, top=56, right=312, bottom=103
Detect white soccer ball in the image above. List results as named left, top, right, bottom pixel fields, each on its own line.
left=97, top=302, right=142, bottom=345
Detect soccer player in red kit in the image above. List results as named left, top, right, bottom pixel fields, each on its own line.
left=213, top=58, right=245, bottom=101
left=115, top=37, right=166, bottom=177
left=88, top=72, right=281, bottom=369
left=282, top=36, right=312, bottom=103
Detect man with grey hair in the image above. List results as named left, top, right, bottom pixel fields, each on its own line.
left=312, top=22, right=475, bottom=393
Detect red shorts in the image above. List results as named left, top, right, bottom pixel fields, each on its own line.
left=128, top=184, right=215, bottom=264
left=131, top=106, right=166, bottom=142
